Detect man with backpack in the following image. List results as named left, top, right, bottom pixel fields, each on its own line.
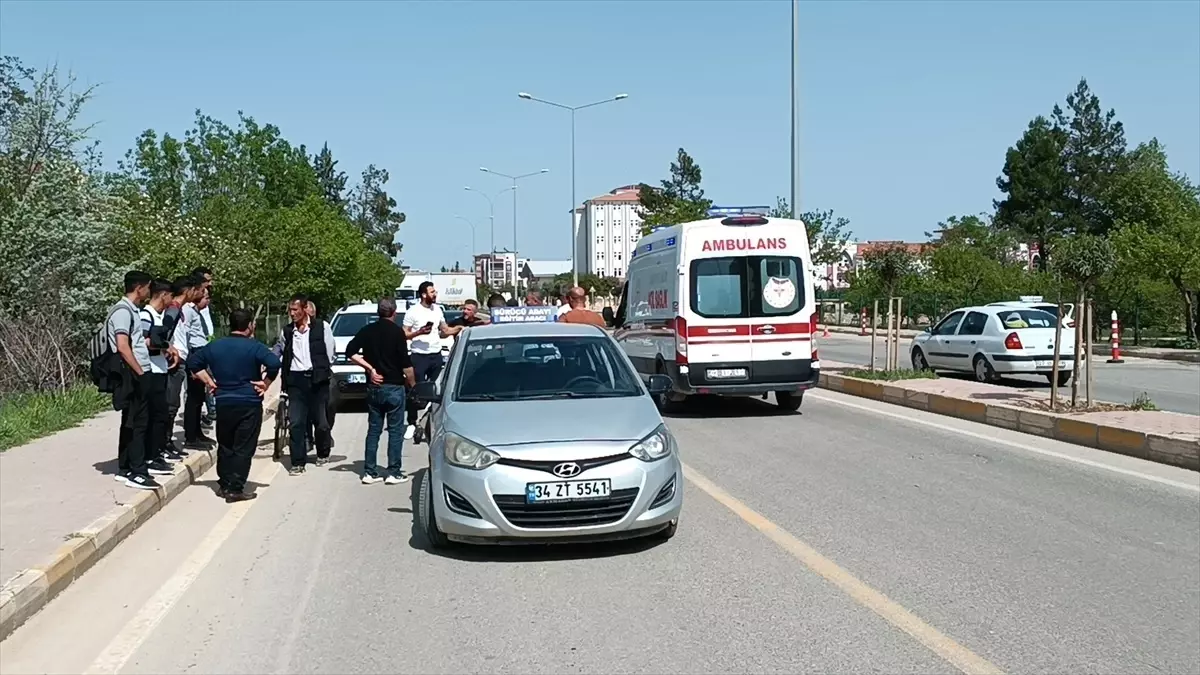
left=139, top=278, right=181, bottom=475
left=100, top=271, right=160, bottom=490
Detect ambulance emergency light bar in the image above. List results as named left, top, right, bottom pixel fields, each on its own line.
left=488, top=305, right=558, bottom=324
left=707, top=206, right=771, bottom=217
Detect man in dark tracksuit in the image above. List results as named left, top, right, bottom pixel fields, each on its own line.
left=187, top=307, right=281, bottom=503
left=280, top=293, right=336, bottom=474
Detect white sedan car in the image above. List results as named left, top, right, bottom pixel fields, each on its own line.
left=909, top=305, right=1075, bottom=386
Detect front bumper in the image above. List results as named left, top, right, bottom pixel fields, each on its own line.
left=666, top=359, right=820, bottom=396
left=332, top=364, right=369, bottom=398
left=432, top=446, right=683, bottom=545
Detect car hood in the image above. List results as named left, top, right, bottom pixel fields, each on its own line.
left=444, top=396, right=663, bottom=448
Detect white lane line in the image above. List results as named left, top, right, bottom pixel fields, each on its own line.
left=809, top=391, right=1200, bottom=494
left=684, top=464, right=1005, bottom=675
left=84, top=462, right=282, bottom=675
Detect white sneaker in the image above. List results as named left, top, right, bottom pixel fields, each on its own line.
left=404, top=425, right=416, bottom=440
left=361, top=475, right=383, bottom=485
left=385, top=474, right=411, bottom=485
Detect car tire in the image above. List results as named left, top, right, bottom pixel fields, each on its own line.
left=912, top=349, right=930, bottom=371
left=418, top=470, right=451, bottom=550
left=654, top=363, right=687, bottom=414
left=973, top=355, right=999, bottom=383
left=1048, top=370, right=1072, bottom=387
left=775, top=391, right=803, bottom=411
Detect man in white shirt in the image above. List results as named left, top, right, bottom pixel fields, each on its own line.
left=192, top=266, right=216, bottom=426
left=401, top=281, right=463, bottom=439
left=182, top=285, right=215, bottom=449
left=163, top=275, right=201, bottom=457
left=138, top=278, right=179, bottom=476
left=280, top=293, right=337, bottom=474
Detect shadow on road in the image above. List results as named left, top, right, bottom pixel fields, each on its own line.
left=660, top=394, right=801, bottom=420
left=404, top=468, right=667, bottom=563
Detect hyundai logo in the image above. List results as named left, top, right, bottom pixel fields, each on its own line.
left=552, top=462, right=582, bottom=478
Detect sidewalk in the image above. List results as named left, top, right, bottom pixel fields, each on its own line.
left=0, top=383, right=279, bottom=639
left=819, top=360, right=1200, bottom=470
left=822, top=325, right=1200, bottom=363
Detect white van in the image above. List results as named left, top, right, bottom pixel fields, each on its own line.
left=612, top=210, right=820, bottom=412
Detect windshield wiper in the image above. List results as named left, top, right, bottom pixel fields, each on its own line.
left=519, top=392, right=583, bottom=400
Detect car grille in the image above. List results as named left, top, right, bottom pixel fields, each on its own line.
left=443, top=486, right=481, bottom=518
left=496, top=452, right=630, bottom=475
left=493, top=488, right=639, bottom=529
left=649, top=474, right=677, bottom=510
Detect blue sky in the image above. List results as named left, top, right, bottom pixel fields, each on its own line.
left=3, top=0, right=1198, bottom=271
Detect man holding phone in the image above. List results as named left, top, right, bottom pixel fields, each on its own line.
left=401, top=281, right=463, bottom=440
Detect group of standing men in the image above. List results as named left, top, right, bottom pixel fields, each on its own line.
left=103, top=267, right=223, bottom=491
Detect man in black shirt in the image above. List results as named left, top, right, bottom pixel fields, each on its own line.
left=346, top=297, right=416, bottom=485
left=447, top=299, right=489, bottom=328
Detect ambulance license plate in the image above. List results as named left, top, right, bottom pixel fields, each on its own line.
left=707, top=368, right=747, bottom=379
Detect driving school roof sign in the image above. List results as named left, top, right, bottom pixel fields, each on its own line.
left=488, top=305, right=558, bottom=324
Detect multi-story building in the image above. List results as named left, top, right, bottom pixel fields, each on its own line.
left=519, top=260, right=573, bottom=293
left=572, top=185, right=644, bottom=280
left=473, top=250, right=527, bottom=291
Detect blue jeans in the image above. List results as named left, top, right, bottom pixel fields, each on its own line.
left=365, top=384, right=406, bottom=478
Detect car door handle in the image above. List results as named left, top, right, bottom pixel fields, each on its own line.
left=970, top=340, right=976, bottom=344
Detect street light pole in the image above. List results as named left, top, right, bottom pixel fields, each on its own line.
left=464, top=186, right=513, bottom=255
left=453, top=214, right=477, bottom=258
left=518, top=91, right=628, bottom=288
left=479, top=167, right=549, bottom=295
left=790, top=0, right=800, bottom=219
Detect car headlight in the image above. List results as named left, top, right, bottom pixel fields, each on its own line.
left=629, top=424, right=673, bottom=462
left=443, top=432, right=500, bottom=470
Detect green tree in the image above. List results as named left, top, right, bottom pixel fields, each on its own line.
left=637, top=148, right=712, bottom=235
left=926, top=214, right=1016, bottom=263
left=994, top=116, right=1069, bottom=271
left=312, top=142, right=347, bottom=214
left=349, top=164, right=406, bottom=257
left=1052, top=78, right=1128, bottom=237
left=1110, top=141, right=1200, bottom=339
left=770, top=197, right=854, bottom=267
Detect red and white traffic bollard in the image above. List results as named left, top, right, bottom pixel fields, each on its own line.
left=1107, top=310, right=1124, bottom=364
left=859, top=307, right=869, bottom=336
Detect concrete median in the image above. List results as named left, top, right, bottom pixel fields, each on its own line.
left=0, top=382, right=281, bottom=641
left=818, top=368, right=1199, bottom=472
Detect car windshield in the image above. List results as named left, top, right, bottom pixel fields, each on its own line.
left=997, top=309, right=1058, bottom=329
left=454, top=335, right=643, bottom=401
left=331, top=312, right=395, bottom=337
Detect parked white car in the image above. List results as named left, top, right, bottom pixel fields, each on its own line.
left=909, top=305, right=1075, bottom=386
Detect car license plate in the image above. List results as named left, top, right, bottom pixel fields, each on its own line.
left=1035, top=360, right=1067, bottom=369
left=526, top=479, right=612, bottom=503
left=707, top=368, right=747, bottom=379
left=348, top=373, right=366, bottom=384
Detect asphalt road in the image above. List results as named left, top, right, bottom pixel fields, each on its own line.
left=2, top=393, right=1198, bottom=674
left=817, top=333, right=1200, bottom=415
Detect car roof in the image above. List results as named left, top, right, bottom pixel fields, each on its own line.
left=334, top=303, right=380, bottom=315
left=465, top=321, right=607, bottom=340
left=948, top=305, right=1054, bottom=316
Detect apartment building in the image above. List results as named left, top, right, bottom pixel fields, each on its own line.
left=473, top=250, right=528, bottom=291
left=572, top=185, right=644, bottom=279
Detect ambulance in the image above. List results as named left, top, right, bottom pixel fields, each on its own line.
left=612, top=207, right=820, bottom=412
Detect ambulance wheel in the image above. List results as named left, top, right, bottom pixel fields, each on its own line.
left=776, top=391, right=803, bottom=412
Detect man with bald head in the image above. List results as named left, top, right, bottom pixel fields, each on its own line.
left=557, top=287, right=606, bottom=327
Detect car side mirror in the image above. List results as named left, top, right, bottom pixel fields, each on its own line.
left=413, top=381, right=441, bottom=404
left=647, top=374, right=672, bottom=396
left=602, top=306, right=615, bottom=327
left=923, top=326, right=931, bottom=334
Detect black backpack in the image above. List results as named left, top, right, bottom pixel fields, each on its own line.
left=89, top=304, right=136, bottom=393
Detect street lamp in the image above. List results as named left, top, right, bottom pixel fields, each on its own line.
left=453, top=214, right=477, bottom=257
left=790, top=0, right=800, bottom=218
left=518, top=91, right=628, bottom=287
left=479, top=166, right=548, bottom=294
left=463, top=185, right=514, bottom=254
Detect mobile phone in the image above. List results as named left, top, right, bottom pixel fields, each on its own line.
left=424, top=321, right=434, bottom=329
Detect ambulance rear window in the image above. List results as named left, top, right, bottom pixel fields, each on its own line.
left=690, top=256, right=805, bottom=319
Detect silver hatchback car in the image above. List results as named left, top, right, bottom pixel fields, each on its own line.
left=414, top=321, right=683, bottom=548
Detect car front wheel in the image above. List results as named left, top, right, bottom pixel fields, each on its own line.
left=418, top=470, right=451, bottom=550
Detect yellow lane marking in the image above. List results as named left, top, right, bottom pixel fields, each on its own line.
left=683, top=462, right=1005, bottom=675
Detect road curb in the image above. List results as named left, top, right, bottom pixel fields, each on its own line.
left=817, top=372, right=1200, bottom=472
left=820, top=325, right=1200, bottom=363
left=0, top=386, right=280, bottom=642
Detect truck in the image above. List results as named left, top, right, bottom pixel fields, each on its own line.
left=395, top=272, right=475, bottom=308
